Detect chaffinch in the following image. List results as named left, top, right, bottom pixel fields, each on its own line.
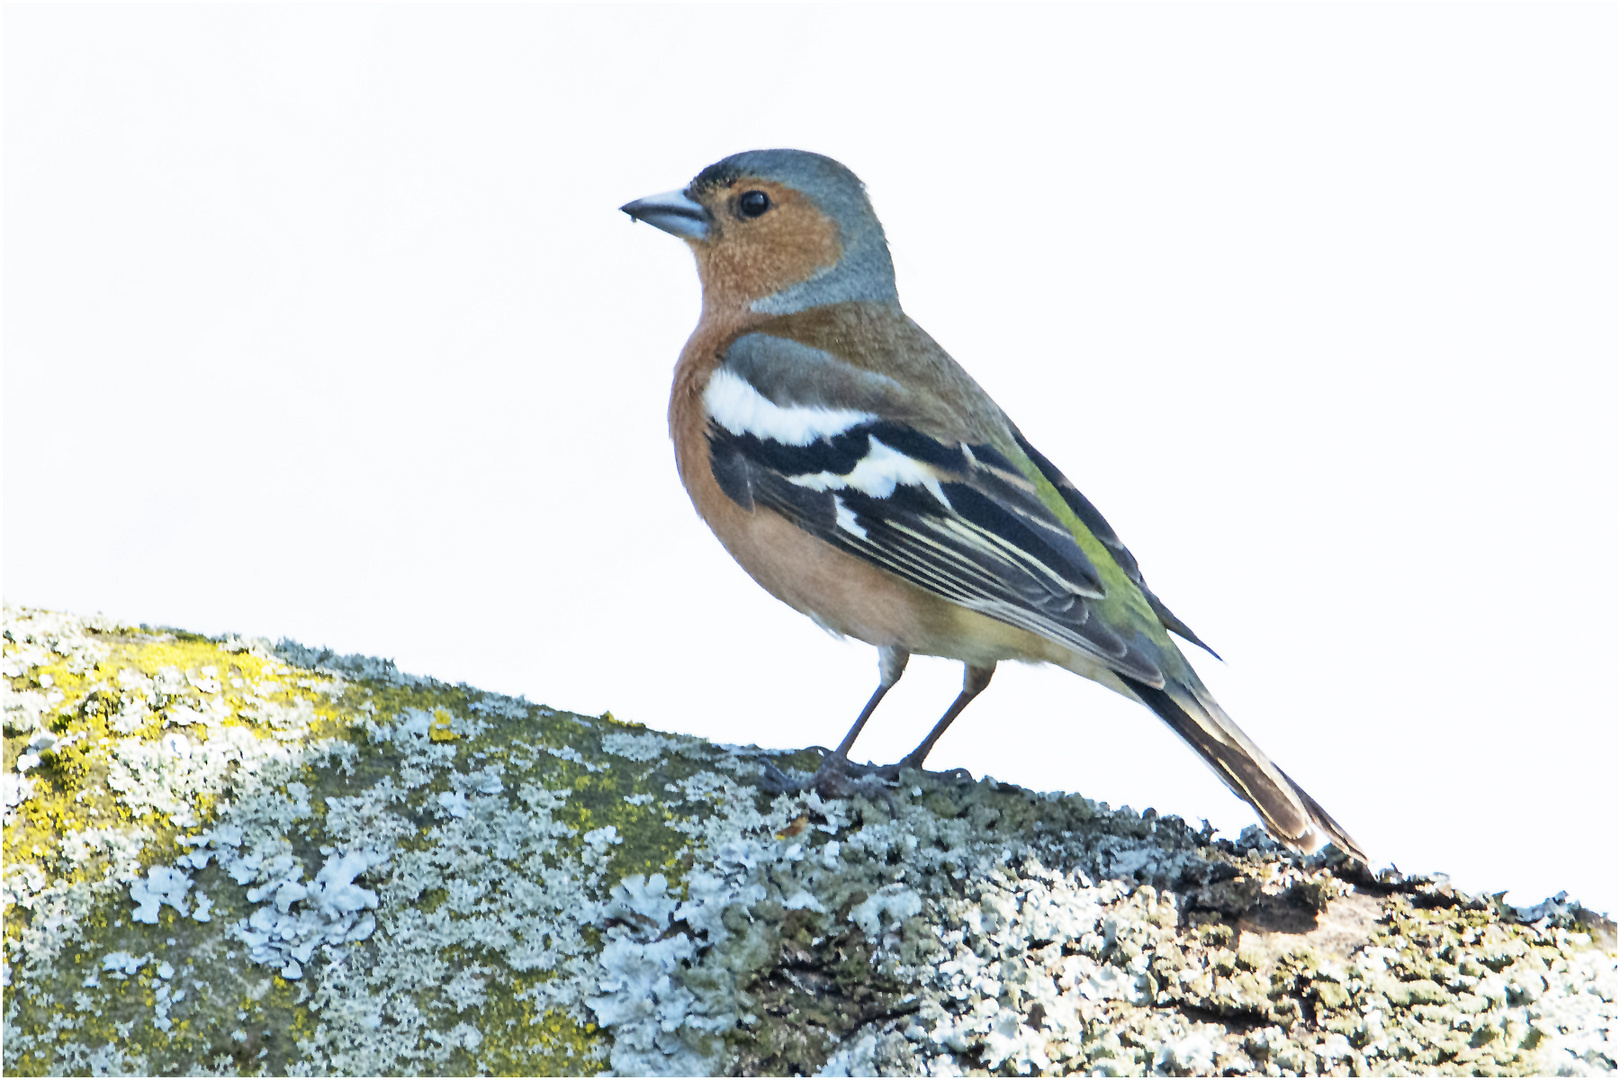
left=622, top=149, right=1363, bottom=859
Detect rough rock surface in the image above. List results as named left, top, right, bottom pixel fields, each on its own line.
left=3, top=606, right=1615, bottom=1076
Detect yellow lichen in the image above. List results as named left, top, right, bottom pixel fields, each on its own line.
left=428, top=708, right=459, bottom=742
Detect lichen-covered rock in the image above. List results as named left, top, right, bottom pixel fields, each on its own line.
left=4, top=606, right=1615, bottom=1076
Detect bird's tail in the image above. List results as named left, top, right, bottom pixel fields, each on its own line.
left=1117, top=674, right=1365, bottom=860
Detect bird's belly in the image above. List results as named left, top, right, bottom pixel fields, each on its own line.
left=671, top=389, right=1066, bottom=667
left=718, top=503, right=1064, bottom=668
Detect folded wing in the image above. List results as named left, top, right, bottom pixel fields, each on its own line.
left=1011, top=429, right=1219, bottom=659
left=704, top=333, right=1163, bottom=683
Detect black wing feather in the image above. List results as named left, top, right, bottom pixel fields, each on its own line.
left=1012, top=428, right=1221, bottom=659
left=708, top=419, right=1160, bottom=679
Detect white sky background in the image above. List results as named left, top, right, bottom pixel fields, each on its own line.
left=5, top=5, right=1616, bottom=915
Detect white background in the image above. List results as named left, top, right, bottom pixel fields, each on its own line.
left=5, top=5, right=1615, bottom=916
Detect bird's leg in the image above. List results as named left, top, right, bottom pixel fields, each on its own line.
left=807, top=646, right=909, bottom=794
left=887, top=662, right=995, bottom=775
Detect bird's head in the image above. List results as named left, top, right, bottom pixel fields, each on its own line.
left=621, top=149, right=898, bottom=317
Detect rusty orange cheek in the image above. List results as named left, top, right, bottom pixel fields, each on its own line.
left=695, top=187, right=842, bottom=308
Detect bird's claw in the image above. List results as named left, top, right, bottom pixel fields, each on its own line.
left=807, top=759, right=884, bottom=801
left=755, top=751, right=973, bottom=805
left=755, top=759, right=802, bottom=794
left=770, top=753, right=899, bottom=813
left=852, top=758, right=976, bottom=786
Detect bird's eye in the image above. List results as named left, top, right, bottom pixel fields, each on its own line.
left=738, top=190, right=771, bottom=218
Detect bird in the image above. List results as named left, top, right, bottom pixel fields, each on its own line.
left=621, top=149, right=1364, bottom=859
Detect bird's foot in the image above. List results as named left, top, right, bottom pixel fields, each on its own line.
left=755, top=751, right=971, bottom=805
left=806, top=753, right=897, bottom=807
left=859, top=756, right=976, bottom=786
left=758, top=751, right=899, bottom=811
left=755, top=758, right=805, bottom=795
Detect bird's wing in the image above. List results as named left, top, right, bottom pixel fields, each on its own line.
left=1010, top=429, right=1220, bottom=659
left=704, top=332, right=1164, bottom=683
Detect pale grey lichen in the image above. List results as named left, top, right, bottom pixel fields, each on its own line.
left=4, top=605, right=1616, bottom=1076
left=228, top=846, right=383, bottom=979
left=129, top=865, right=194, bottom=924
left=588, top=873, right=725, bottom=1075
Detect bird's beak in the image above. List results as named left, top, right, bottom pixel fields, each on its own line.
left=620, top=189, right=711, bottom=241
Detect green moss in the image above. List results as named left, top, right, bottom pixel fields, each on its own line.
left=5, top=609, right=827, bottom=1073
left=5, top=615, right=638, bottom=1074
left=477, top=1004, right=606, bottom=1075
left=8, top=610, right=1613, bottom=1077
left=1312, top=978, right=1350, bottom=1010
left=3, top=630, right=349, bottom=888
left=730, top=914, right=909, bottom=1077
left=1190, top=911, right=1234, bottom=948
